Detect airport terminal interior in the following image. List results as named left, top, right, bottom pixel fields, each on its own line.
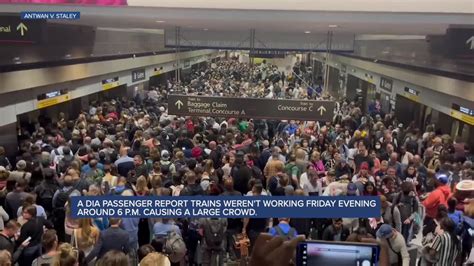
left=0, top=1, right=473, bottom=266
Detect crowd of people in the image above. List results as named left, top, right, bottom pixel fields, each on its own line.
left=0, top=58, right=472, bottom=266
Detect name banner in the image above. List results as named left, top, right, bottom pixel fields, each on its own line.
left=71, top=196, right=381, bottom=219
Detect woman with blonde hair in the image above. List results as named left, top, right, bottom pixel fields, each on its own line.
left=140, top=252, right=171, bottom=266
left=135, top=175, right=149, bottom=196
left=149, top=174, right=163, bottom=196
left=71, top=218, right=99, bottom=258
left=53, top=243, right=79, bottom=266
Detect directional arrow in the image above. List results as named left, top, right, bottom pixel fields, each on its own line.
left=175, top=100, right=184, bottom=110
left=317, top=106, right=327, bottom=116
left=466, top=36, right=474, bottom=50
left=16, top=22, right=28, bottom=37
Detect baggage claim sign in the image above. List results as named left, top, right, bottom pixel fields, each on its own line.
left=168, top=95, right=335, bottom=121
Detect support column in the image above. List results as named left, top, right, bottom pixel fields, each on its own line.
left=175, top=26, right=181, bottom=83
left=324, top=31, right=333, bottom=95
left=249, top=29, right=256, bottom=66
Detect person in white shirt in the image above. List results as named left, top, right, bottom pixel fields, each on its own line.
left=300, top=169, right=322, bottom=196
left=400, top=146, right=414, bottom=165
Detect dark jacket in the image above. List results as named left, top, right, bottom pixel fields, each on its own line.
left=0, top=233, right=24, bottom=263
left=232, top=165, right=252, bottom=195
left=86, top=227, right=130, bottom=262
left=180, top=184, right=204, bottom=196
left=322, top=225, right=350, bottom=241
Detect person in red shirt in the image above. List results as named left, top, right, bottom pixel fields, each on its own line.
left=423, top=173, right=452, bottom=232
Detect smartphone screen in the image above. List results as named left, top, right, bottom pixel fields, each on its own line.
left=296, top=241, right=380, bottom=266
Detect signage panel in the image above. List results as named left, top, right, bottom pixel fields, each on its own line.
left=37, top=89, right=70, bottom=109
left=101, top=77, right=120, bottom=90
left=132, top=69, right=146, bottom=83
left=451, top=103, right=474, bottom=125
left=249, top=50, right=286, bottom=58
left=380, top=77, right=393, bottom=92
left=0, top=16, right=44, bottom=44
left=153, top=67, right=163, bottom=76
left=168, top=95, right=335, bottom=121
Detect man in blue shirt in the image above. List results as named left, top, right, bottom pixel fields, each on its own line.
left=269, top=218, right=298, bottom=240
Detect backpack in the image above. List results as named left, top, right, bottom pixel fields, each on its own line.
left=203, top=218, right=226, bottom=250
left=273, top=225, right=296, bottom=240
left=37, top=183, right=56, bottom=213
left=54, top=187, right=75, bottom=209
left=163, top=231, right=187, bottom=263
left=393, top=193, right=416, bottom=221
left=161, top=162, right=173, bottom=177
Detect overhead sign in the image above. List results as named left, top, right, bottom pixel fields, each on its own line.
left=0, top=16, right=44, bottom=44
left=102, top=77, right=120, bottom=90
left=37, top=89, right=70, bottom=109
left=249, top=50, right=286, bottom=58
left=445, top=28, right=474, bottom=58
left=168, top=95, right=335, bottom=121
left=380, top=77, right=393, bottom=92
left=132, top=69, right=146, bottom=83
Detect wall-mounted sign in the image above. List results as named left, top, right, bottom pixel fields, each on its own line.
left=0, top=16, right=45, bottom=44
left=402, top=86, right=420, bottom=102
left=380, top=77, right=393, bottom=92
left=452, top=103, right=474, bottom=116
left=131, top=69, right=146, bottom=83
left=37, top=89, right=69, bottom=109
left=183, top=60, right=191, bottom=69
left=153, top=67, right=163, bottom=76
left=451, top=103, right=474, bottom=125
left=102, top=77, right=120, bottom=90
left=168, top=95, right=336, bottom=121
left=404, top=87, right=419, bottom=96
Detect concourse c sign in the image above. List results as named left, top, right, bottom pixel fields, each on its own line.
left=168, top=95, right=335, bottom=121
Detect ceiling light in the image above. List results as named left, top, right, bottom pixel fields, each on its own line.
left=304, top=31, right=311, bottom=34
left=156, top=20, right=165, bottom=23
left=203, top=28, right=209, bottom=31
left=328, top=25, right=338, bottom=28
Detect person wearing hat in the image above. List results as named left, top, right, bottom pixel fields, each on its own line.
left=8, top=160, right=31, bottom=184
left=423, top=173, right=452, bottom=221
left=376, top=224, right=410, bottom=266
left=352, top=162, right=375, bottom=193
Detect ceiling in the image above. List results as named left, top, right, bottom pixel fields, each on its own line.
left=1, top=4, right=473, bottom=35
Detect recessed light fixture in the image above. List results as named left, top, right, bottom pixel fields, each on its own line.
left=156, top=20, right=165, bottom=23
left=203, top=28, right=209, bottom=31
left=328, top=24, right=338, bottom=28
left=304, top=31, right=311, bottom=34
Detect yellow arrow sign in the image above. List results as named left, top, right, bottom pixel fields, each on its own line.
left=16, top=22, right=28, bottom=36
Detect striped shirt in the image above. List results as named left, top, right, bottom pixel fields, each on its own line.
left=430, top=232, right=459, bottom=266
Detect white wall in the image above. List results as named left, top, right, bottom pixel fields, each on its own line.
left=127, top=0, right=474, bottom=13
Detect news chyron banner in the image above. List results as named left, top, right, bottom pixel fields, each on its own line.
left=71, top=196, right=381, bottom=219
